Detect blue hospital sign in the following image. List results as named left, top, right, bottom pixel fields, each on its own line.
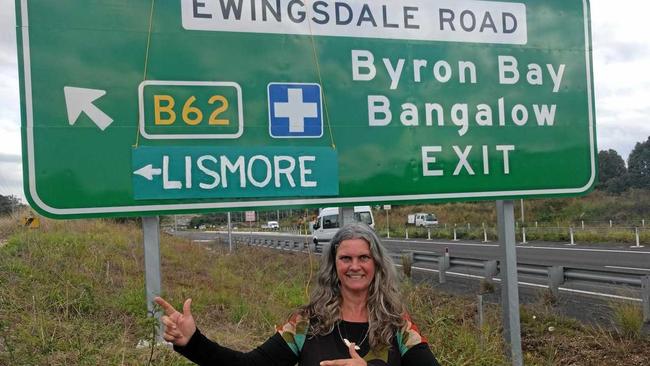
left=268, top=83, right=323, bottom=138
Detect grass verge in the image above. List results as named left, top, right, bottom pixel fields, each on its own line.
left=1, top=217, right=649, bottom=365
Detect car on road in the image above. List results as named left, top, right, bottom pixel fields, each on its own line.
left=407, top=213, right=438, bottom=227
left=267, top=221, right=280, bottom=230
left=312, top=206, right=374, bottom=245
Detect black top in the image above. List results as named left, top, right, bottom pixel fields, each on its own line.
left=175, top=318, right=440, bottom=366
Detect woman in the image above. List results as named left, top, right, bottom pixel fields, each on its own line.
left=155, top=223, right=440, bottom=365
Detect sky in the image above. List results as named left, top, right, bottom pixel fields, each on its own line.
left=0, top=0, right=649, bottom=203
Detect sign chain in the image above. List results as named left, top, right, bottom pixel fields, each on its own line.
left=304, top=0, right=336, bottom=150
left=133, top=0, right=157, bottom=149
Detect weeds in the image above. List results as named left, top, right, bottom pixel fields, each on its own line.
left=1, top=217, right=649, bottom=365
left=611, top=300, right=644, bottom=339
left=401, top=253, right=413, bottom=279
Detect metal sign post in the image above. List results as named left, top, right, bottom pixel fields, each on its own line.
left=496, top=200, right=523, bottom=366
left=142, top=216, right=162, bottom=341
left=227, top=212, right=233, bottom=253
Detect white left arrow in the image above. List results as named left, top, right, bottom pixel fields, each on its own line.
left=133, top=165, right=162, bottom=181
left=64, top=86, right=114, bottom=131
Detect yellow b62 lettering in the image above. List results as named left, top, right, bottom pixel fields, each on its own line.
left=154, top=94, right=229, bottom=126
left=139, top=80, right=243, bottom=140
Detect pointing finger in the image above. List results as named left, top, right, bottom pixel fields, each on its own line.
left=154, top=297, right=178, bottom=316
left=348, top=342, right=361, bottom=358
left=182, top=298, right=193, bottom=317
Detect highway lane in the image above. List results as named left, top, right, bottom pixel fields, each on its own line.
left=175, top=230, right=650, bottom=274
left=173, top=230, right=649, bottom=301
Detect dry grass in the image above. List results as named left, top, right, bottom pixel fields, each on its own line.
left=1, top=217, right=649, bottom=365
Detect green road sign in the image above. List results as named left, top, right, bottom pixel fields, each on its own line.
left=17, top=0, right=596, bottom=218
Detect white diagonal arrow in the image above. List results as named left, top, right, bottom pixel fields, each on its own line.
left=133, top=164, right=162, bottom=181
left=63, top=86, right=114, bottom=131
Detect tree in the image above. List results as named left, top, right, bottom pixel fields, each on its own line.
left=597, top=149, right=627, bottom=191
left=627, top=136, right=650, bottom=189
left=0, top=194, right=21, bottom=215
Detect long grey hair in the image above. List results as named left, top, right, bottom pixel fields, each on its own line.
left=301, top=222, right=406, bottom=348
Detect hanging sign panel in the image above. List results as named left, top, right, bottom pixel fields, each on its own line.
left=17, top=0, right=596, bottom=218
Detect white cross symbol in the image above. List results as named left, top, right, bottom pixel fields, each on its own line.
left=274, top=88, right=318, bottom=133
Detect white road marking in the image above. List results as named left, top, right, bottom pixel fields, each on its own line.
left=385, top=239, right=499, bottom=248
left=520, top=246, right=650, bottom=254
left=605, top=265, right=650, bottom=271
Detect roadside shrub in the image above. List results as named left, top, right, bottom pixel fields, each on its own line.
left=612, top=301, right=644, bottom=339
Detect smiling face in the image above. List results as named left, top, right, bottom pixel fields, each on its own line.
left=335, top=238, right=376, bottom=295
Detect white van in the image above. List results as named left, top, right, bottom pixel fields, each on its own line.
left=407, top=213, right=438, bottom=227
left=312, top=206, right=374, bottom=245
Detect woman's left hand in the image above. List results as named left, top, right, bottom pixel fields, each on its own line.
left=319, top=343, right=367, bottom=366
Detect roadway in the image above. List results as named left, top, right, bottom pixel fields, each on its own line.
left=173, top=230, right=650, bottom=302
left=177, top=230, right=650, bottom=273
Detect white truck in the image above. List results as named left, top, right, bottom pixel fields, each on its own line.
left=312, top=206, right=374, bottom=245
left=407, top=213, right=438, bottom=227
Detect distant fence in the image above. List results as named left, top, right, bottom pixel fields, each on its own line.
left=388, top=223, right=649, bottom=247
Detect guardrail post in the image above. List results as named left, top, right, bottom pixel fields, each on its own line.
left=439, top=252, right=450, bottom=284
left=609, top=220, right=613, bottom=228
left=631, top=227, right=644, bottom=248
left=548, top=266, right=565, bottom=298
left=482, top=223, right=489, bottom=243
left=642, top=276, right=650, bottom=324
left=453, top=225, right=458, bottom=241
left=484, top=260, right=498, bottom=282
left=477, top=294, right=484, bottom=328
left=566, top=227, right=576, bottom=246
left=521, top=227, right=527, bottom=244
left=428, top=228, right=431, bottom=240
left=581, top=220, right=584, bottom=229
left=405, top=228, right=409, bottom=239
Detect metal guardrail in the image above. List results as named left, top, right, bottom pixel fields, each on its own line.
left=224, top=234, right=650, bottom=324
left=401, top=249, right=650, bottom=324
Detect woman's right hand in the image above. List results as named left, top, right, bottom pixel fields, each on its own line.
left=154, top=297, right=197, bottom=346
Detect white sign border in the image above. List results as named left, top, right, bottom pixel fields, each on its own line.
left=20, top=0, right=596, bottom=217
